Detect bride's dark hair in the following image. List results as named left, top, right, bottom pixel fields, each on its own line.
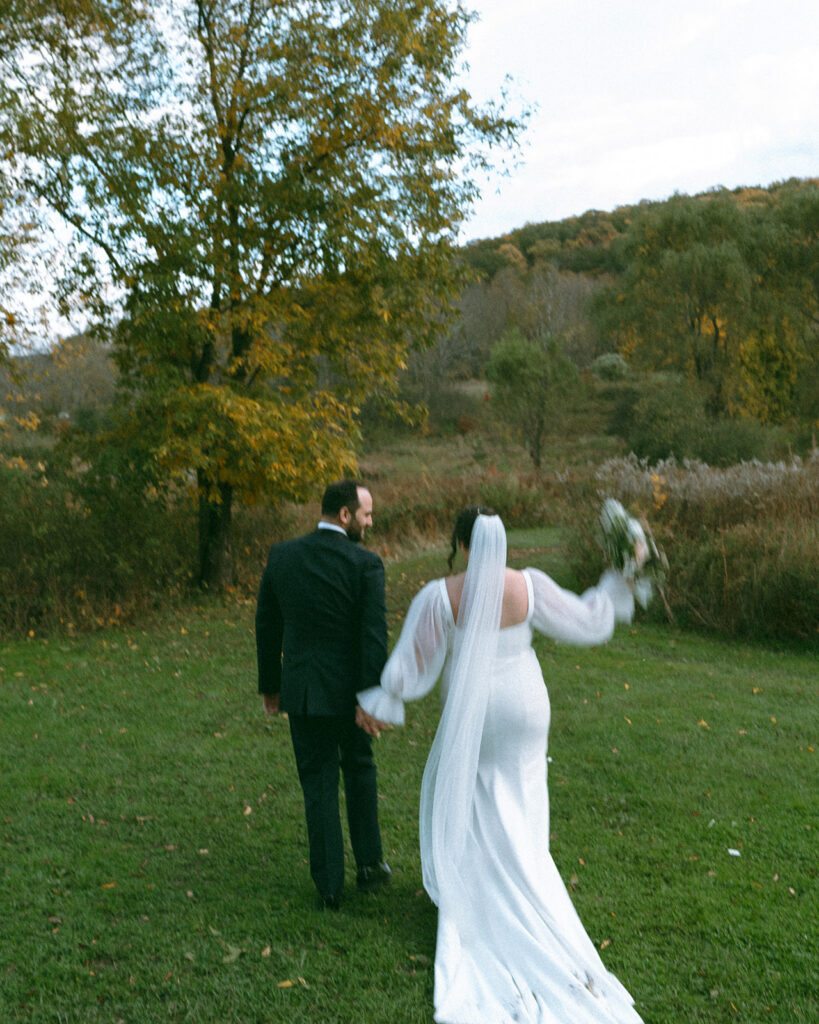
left=448, top=505, right=496, bottom=571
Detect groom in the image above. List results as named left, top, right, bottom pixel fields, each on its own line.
left=255, top=479, right=391, bottom=909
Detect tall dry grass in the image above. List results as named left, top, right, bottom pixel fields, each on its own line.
left=564, top=452, right=819, bottom=642
left=3, top=433, right=816, bottom=643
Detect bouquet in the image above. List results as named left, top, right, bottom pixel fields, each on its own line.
left=598, top=498, right=667, bottom=608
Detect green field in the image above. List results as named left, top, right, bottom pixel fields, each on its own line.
left=1, top=532, right=816, bottom=1023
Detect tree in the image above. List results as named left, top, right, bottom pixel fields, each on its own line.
left=0, top=0, right=521, bottom=586
left=747, top=181, right=819, bottom=426
left=0, top=171, right=47, bottom=371
left=593, top=192, right=753, bottom=413
left=487, top=329, right=579, bottom=469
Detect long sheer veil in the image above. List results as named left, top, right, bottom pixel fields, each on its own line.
left=419, top=513, right=507, bottom=913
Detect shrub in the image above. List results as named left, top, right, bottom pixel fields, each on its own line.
left=611, top=374, right=788, bottom=465
left=696, top=415, right=784, bottom=465
left=0, top=460, right=195, bottom=635
left=590, top=352, right=629, bottom=381
left=668, top=518, right=818, bottom=639
left=616, top=375, right=710, bottom=461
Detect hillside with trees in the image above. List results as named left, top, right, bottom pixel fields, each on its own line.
left=449, top=178, right=819, bottom=433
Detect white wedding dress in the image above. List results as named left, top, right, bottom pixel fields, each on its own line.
left=359, top=528, right=645, bottom=1024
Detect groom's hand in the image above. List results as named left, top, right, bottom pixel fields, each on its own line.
left=356, top=704, right=389, bottom=737
left=262, top=693, right=280, bottom=715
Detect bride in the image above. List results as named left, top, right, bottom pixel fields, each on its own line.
left=358, top=506, right=646, bottom=1024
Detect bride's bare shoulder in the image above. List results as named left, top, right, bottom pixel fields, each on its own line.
left=502, top=569, right=529, bottom=626
left=445, top=569, right=528, bottom=626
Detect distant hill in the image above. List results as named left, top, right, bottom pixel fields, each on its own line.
left=459, top=176, right=819, bottom=280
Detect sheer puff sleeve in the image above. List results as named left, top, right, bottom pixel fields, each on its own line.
left=357, top=579, right=451, bottom=726
left=526, top=567, right=634, bottom=646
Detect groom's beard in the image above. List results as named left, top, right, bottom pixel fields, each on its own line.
left=345, top=521, right=363, bottom=543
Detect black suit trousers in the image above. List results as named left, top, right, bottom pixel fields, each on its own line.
left=288, top=714, right=383, bottom=899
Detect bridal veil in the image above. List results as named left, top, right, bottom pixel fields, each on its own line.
left=420, top=513, right=507, bottom=910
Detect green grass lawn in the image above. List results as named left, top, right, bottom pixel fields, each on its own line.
left=1, top=532, right=816, bottom=1023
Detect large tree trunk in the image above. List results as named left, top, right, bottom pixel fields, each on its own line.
left=197, top=476, right=234, bottom=590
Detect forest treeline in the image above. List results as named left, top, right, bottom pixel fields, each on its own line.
left=12, top=177, right=819, bottom=446
left=443, top=177, right=819, bottom=432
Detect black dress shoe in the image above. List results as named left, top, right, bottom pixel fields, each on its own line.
left=356, top=861, right=391, bottom=893
left=320, top=892, right=341, bottom=910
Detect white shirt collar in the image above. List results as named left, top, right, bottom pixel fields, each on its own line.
left=318, top=521, right=347, bottom=537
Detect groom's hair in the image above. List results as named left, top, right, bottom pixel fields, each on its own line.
left=448, top=504, right=496, bottom=571
left=321, top=478, right=364, bottom=518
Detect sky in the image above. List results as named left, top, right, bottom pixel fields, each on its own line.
left=457, top=0, right=819, bottom=242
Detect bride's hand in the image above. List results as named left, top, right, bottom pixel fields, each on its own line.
left=356, top=704, right=390, bottom=737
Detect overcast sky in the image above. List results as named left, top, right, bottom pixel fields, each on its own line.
left=457, top=0, right=819, bottom=241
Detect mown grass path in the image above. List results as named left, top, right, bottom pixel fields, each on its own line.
left=1, top=531, right=816, bottom=1022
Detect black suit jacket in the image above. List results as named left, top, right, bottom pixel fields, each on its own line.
left=255, top=528, right=388, bottom=716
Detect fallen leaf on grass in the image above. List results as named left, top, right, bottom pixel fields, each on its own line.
left=599, top=938, right=611, bottom=951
